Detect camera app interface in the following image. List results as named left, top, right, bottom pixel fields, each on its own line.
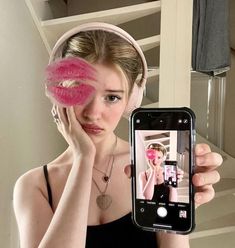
left=136, top=130, right=190, bottom=203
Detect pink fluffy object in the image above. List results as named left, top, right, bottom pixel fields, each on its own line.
left=46, top=84, right=95, bottom=106
left=45, top=57, right=97, bottom=106
left=45, top=57, right=96, bottom=84
left=146, top=149, right=158, bottom=160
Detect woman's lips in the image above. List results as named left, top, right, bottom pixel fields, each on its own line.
left=81, top=124, right=104, bottom=134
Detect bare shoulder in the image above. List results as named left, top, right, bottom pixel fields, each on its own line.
left=14, top=166, right=45, bottom=193
left=13, top=166, right=48, bottom=210
left=13, top=166, right=56, bottom=247
left=14, top=147, right=72, bottom=200
left=14, top=156, right=71, bottom=208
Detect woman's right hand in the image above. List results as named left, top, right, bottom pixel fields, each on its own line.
left=148, top=159, right=158, bottom=171
left=52, top=105, right=96, bottom=157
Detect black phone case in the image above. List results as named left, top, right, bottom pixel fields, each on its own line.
left=129, top=107, right=196, bottom=234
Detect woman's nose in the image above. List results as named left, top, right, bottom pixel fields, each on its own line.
left=82, top=97, right=102, bottom=121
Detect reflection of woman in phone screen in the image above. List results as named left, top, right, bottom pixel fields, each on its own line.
left=138, top=143, right=178, bottom=202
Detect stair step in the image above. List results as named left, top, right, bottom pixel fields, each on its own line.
left=137, top=35, right=160, bottom=52
left=196, top=194, right=235, bottom=224
left=40, top=1, right=161, bottom=51
left=188, top=194, right=235, bottom=246
left=147, top=67, right=160, bottom=78
left=190, top=228, right=235, bottom=248
left=214, top=178, right=235, bottom=198
left=142, top=101, right=159, bottom=108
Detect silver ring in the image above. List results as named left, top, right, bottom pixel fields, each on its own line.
left=53, top=114, right=59, bottom=120
left=53, top=114, right=60, bottom=123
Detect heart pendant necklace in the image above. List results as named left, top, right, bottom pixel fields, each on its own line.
left=102, top=175, right=110, bottom=183
left=92, top=136, right=117, bottom=210
left=93, top=166, right=110, bottom=183
left=96, top=194, right=112, bottom=210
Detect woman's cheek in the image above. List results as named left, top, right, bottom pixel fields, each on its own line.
left=73, top=106, right=84, bottom=120
left=109, top=105, right=125, bottom=122
left=108, top=111, right=123, bottom=128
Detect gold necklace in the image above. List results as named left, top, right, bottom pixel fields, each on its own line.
left=92, top=136, right=117, bottom=210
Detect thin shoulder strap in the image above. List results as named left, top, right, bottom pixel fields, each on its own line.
left=145, top=171, right=148, bottom=181
left=43, top=165, right=53, bottom=209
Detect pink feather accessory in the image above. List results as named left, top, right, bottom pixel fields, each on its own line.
left=45, top=57, right=97, bottom=106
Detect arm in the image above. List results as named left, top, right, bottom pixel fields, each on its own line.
left=139, top=169, right=156, bottom=200
left=14, top=154, right=94, bottom=248
left=138, top=171, right=147, bottom=199
left=168, top=186, right=178, bottom=202
left=14, top=106, right=96, bottom=248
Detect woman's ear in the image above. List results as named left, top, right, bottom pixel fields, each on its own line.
left=123, top=84, right=144, bottom=119
left=124, top=164, right=131, bottom=179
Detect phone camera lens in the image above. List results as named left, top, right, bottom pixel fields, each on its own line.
left=160, top=119, right=163, bottom=123
left=136, top=119, right=140, bottom=123
left=183, top=119, right=188, bottom=123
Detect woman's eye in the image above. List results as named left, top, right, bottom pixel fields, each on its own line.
left=105, top=95, right=122, bottom=103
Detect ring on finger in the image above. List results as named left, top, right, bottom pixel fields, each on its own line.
left=53, top=113, right=60, bottom=123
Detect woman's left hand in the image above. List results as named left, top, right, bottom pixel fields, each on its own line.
left=193, top=143, right=223, bottom=207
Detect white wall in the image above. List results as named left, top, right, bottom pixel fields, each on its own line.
left=0, top=1, right=67, bottom=247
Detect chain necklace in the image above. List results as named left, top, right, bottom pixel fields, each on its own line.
left=92, top=136, right=117, bottom=210
left=93, top=161, right=111, bottom=183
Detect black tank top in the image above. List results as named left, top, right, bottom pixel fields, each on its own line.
left=43, top=165, right=158, bottom=248
left=151, top=183, right=170, bottom=202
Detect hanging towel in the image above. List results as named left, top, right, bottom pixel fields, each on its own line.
left=192, top=0, right=230, bottom=76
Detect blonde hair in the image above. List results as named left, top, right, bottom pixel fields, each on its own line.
left=61, top=30, right=143, bottom=92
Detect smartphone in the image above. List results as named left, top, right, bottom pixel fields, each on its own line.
left=130, top=107, right=196, bottom=234
left=164, top=161, right=178, bottom=188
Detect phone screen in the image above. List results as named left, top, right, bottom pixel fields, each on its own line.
left=130, top=108, right=195, bottom=234
left=164, top=161, right=177, bottom=187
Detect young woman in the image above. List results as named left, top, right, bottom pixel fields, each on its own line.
left=13, top=23, right=222, bottom=248
left=139, top=143, right=181, bottom=202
